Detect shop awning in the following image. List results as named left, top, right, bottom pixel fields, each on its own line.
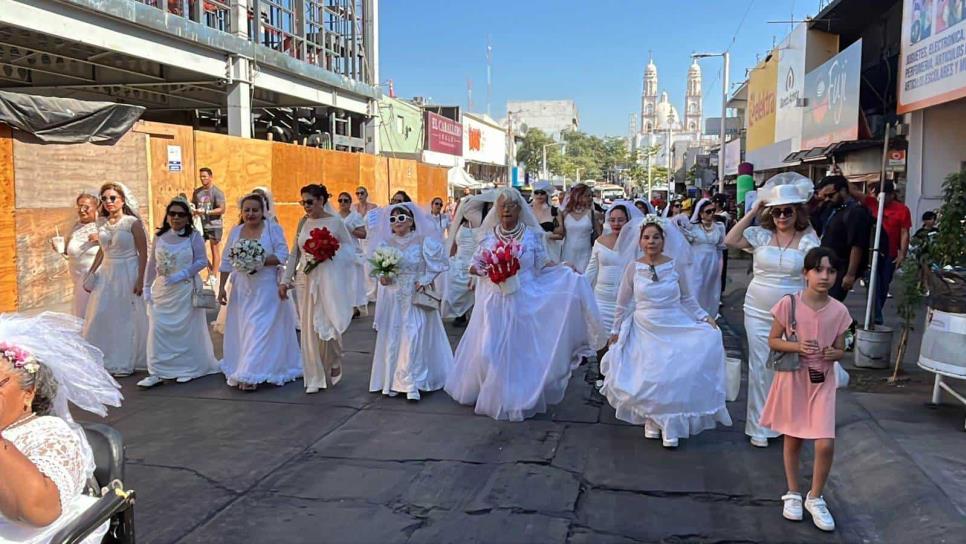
left=447, top=167, right=491, bottom=190
left=782, top=140, right=884, bottom=164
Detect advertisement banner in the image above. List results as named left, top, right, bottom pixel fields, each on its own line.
left=747, top=53, right=779, bottom=152
left=898, top=0, right=966, bottom=113
left=775, top=24, right=807, bottom=149
left=425, top=111, right=463, bottom=156
left=723, top=138, right=741, bottom=176
left=802, top=40, right=863, bottom=149
left=462, top=114, right=506, bottom=165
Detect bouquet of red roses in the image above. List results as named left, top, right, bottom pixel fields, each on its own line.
left=476, top=239, right=523, bottom=295
left=303, top=227, right=340, bottom=274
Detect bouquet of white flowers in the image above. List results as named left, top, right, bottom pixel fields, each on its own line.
left=156, top=248, right=176, bottom=277
left=228, top=239, right=266, bottom=275
left=368, top=246, right=402, bottom=280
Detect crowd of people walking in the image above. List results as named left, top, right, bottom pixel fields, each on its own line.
left=9, top=167, right=931, bottom=541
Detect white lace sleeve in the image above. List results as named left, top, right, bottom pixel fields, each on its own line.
left=419, top=236, right=449, bottom=285
left=742, top=226, right=772, bottom=248
left=8, top=417, right=87, bottom=509
left=675, top=260, right=709, bottom=321
left=799, top=231, right=820, bottom=253
left=584, top=243, right=600, bottom=288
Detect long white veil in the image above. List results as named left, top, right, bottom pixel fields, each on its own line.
left=479, top=187, right=543, bottom=233
left=252, top=186, right=278, bottom=222
left=614, top=213, right=693, bottom=269
left=367, top=202, right=443, bottom=256
left=446, top=191, right=499, bottom=257
left=603, top=199, right=645, bottom=235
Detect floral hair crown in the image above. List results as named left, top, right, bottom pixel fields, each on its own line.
left=642, top=214, right=666, bottom=228
left=0, top=341, right=40, bottom=374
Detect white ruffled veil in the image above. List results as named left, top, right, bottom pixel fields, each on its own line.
left=367, top=202, right=443, bottom=257
left=252, top=186, right=278, bottom=222
left=603, top=199, right=645, bottom=235
left=690, top=198, right=712, bottom=223
left=479, top=187, right=542, bottom=233
left=0, top=312, right=123, bottom=477
left=446, top=191, right=499, bottom=257
left=110, top=181, right=141, bottom=219
left=614, top=214, right=694, bottom=270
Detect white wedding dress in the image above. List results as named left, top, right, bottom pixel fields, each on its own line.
left=0, top=416, right=107, bottom=544
left=742, top=226, right=819, bottom=439
left=144, top=231, right=219, bottom=381
left=82, top=215, right=148, bottom=375
left=601, top=260, right=732, bottom=440
left=65, top=221, right=99, bottom=318
left=445, top=227, right=603, bottom=421
left=370, top=234, right=453, bottom=395
left=220, top=222, right=302, bottom=385
left=561, top=212, right=594, bottom=273
left=340, top=210, right=370, bottom=311
left=584, top=241, right=626, bottom=334
left=443, top=225, right=478, bottom=319
left=687, top=222, right=727, bottom=317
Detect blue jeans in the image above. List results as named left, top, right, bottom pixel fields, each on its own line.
left=874, top=258, right=896, bottom=325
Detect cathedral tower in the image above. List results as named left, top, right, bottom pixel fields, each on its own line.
left=685, top=60, right=703, bottom=135
left=641, top=53, right=658, bottom=134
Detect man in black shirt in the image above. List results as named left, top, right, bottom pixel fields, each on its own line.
left=814, top=175, right=872, bottom=301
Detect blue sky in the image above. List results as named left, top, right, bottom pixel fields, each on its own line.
left=380, top=0, right=820, bottom=136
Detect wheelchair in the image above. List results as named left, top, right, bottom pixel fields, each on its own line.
left=50, top=423, right=136, bottom=544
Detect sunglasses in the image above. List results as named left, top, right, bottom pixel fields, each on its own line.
left=533, top=190, right=547, bottom=196
left=338, top=198, right=351, bottom=203
left=355, top=191, right=367, bottom=196
left=432, top=201, right=443, bottom=206
left=101, top=195, right=120, bottom=203
left=389, top=214, right=412, bottom=224
left=167, top=211, right=189, bottom=218
left=300, top=199, right=316, bottom=207
left=770, top=206, right=795, bottom=218
left=702, top=208, right=716, bottom=215
left=76, top=205, right=93, bottom=212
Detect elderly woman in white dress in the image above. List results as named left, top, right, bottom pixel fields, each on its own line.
left=686, top=198, right=727, bottom=317
left=725, top=173, right=820, bottom=448
left=557, top=183, right=602, bottom=273
left=601, top=215, right=732, bottom=448
left=368, top=204, right=453, bottom=400
left=218, top=193, right=301, bottom=391
left=138, top=197, right=219, bottom=388
left=280, top=185, right=356, bottom=394
left=445, top=188, right=603, bottom=421
left=0, top=312, right=122, bottom=543
left=51, top=191, right=100, bottom=318
left=82, top=182, right=148, bottom=377
left=336, top=191, right=370, bottom=317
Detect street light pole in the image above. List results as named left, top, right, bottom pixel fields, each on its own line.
left=693, top=51, right=730, bottom=194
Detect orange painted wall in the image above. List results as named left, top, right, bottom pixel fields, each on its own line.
left=0, top=125, right=16, bottom=312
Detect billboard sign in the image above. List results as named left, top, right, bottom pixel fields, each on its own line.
left=898, top=0, right=966, bottom=113
left=723, top=138, right=742, bottom=176
left=462, top=114, right=506, bottom=165
left=802, top=40, right=862, bottom=149
left=425, top=111, right=463, bottom=156
left=775, top=24, right=807, bottom=149
left=747, top=52, right=779, bottom=152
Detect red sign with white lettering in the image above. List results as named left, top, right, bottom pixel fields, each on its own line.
left=425, top=111, right=463, bottom=156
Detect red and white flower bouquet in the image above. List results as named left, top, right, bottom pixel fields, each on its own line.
left=476, top=239, right=523, bottom=295
left=303, top=227, right=340, bottom=274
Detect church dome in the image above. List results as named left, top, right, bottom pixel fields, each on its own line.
left=654, top=92, right=681, bottom=130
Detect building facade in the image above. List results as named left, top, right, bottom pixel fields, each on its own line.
left=505, top=99, right=578, bottom=139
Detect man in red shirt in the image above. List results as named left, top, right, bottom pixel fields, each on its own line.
left=859, top=180, right=911, bottom=324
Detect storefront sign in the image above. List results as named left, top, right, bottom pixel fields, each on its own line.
left=747, top=53, right=779, bottom=152
left=898, top=0, right=966, bottom=113
left=775, top=24, right=807, bottom=150
left=167, top=145, right=182, bottom=172
left=723, top=138, right=741, bottom=176
left=462, top=114, right=506, bottom=166
left=425, top=111, right=463, bottom=156
left=802, top=40, right=863, bottom=149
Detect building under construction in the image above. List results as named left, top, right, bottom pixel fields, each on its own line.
left=0, top=0, right=380, bottom=151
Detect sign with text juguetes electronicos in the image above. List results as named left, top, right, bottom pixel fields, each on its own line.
left=898, top=0, right=966, bottom=113
left=802, top=40, right=862, bottom=149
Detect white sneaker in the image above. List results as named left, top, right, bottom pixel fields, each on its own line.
left=782, top=492, right=803, bottom=521
left=175, top=376, right=193, bottom=384
left=137, top=375, right=163, bottom=388
left=661, top=437, right=679, bottom=448
left=750, top=436, right=769, bottom=448
left=305, top=386, right=320, bottom=394
left=406, top=390, right=421, bottom=401
left=804, top=492, right=835, bottom=531
left=644, top=420, right=661, bottom=440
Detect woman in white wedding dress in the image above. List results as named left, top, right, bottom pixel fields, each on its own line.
left=585, top=200, right=644, bottom=336
left=443, top=192, right=495, bottom=325
left=82, top=182, right=148, bottom=377
left=280, top=185, right=355, bottom=394
left=218, top=193, right=301, bottom=391
left=686, top=198, right=727, bottom=318
left=557, top=183, right=601, bottom=273
left=138, top=197, right=219, bottom=388
left=368, top=203, right=453, bottom=400
left=336, top=191, right=370, bottom=316
left=601, top=215, right=732, bottom=448
left=52, top=191, right=100, bottom=318
left=0, top=312, right=122, bottom=544
left=445, top=188, right=603, bottom=421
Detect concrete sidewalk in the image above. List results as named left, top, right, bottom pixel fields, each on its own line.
left=73, top=262, right=965, bottom=543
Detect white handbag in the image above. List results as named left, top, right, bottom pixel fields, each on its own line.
left=834, top=361, right=850, bottom=389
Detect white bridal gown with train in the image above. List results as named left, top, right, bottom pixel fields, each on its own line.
left=601, top=260, right=732, bottom=440
left=82, top=215, right=148, bottom=375
left=584, top=241, right=625, bottom=334
left=561, top=212, right=594, bottom=273
left=445, top=227, right=603, bottom=421
left=219, top=222, right=302, bottom=385
left=370, top=234, right=453, bottom=396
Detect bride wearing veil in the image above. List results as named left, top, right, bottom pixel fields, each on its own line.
left=445, top=188, right=603, bottom=421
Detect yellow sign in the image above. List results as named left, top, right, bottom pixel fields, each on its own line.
left=747, top=53, right=779, bottom=152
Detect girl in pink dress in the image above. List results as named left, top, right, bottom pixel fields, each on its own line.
left=760, top=247, right=851, bottom=533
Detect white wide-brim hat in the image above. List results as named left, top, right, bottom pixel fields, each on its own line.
left=532, top=180, right=552, bottom=192
left=759, top=172, right=813, bottom=207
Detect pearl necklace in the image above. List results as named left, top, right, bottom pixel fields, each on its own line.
left=496, top=223, right=525, bottom=242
